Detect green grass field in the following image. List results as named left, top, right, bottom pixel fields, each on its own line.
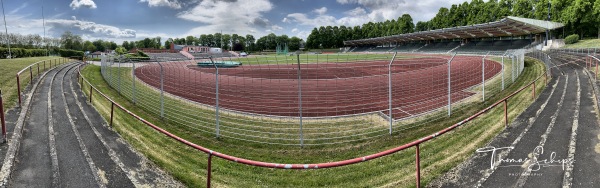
left=0, top=56, right=69, bottom=111
left=80, top=57, right=546, bottom=187
left=221, top=53, right=417, bottom=65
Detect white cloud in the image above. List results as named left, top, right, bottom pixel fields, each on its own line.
left=69, top=0, right=97, bottom=10
left=282, top=17, right=289, bottom=23
left=177, top=0, right=274, bottom=37
left=139, top=0, right=182, bottom=9
left=313, top=7, right=327, bottom=15
left=286, top=0, right=467, bottom=31
left=271, top=25, right=283, bottom=31
left=45, top=18, right=136, bottom=39
left=285, top=13, right=337, bottom=28
left=291, top=28, right=299, bottom=33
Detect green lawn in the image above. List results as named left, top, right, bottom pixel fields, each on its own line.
left=0, top=56, right=70, bottom=110
left=80, top=57, right=546, bottom=187
left=563, top=39, right=600, bottom=49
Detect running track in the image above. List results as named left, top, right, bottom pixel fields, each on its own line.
left=135, top=56, right=502, bottom=119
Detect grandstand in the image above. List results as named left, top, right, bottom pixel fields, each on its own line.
left=147, top=52, right=187, bottom=60
left=416, top=41, right=461, bottom=53
left=344, top=16, right=564, bottom=54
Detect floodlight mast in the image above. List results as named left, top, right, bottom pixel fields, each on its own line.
left=1, top=0, right=11, bottom=59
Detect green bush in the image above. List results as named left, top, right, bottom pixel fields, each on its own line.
left=564, top=34, right=579, bottom=44
left=58, top=49, right=84, bottom=58
left=137, top=50, right=149, bottom=57
left=0, top=48, right=48, bottom=58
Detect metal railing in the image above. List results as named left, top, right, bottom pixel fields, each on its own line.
left=80, top=50, right=550, bottom=187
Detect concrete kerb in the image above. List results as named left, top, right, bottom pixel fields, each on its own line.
left=0, top=64, right=63, bottom=187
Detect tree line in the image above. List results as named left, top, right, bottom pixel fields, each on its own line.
left=306, top=0, right=600, bottom=49
left=122, top=33, right=304, bottom=52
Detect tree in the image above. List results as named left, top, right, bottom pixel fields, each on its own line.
left=93, top=40, right=106, bottom=52
left=84, top=41, right=96, bottom=52
left=289, top=37, right=302, bottom=51
left=186, top=35, right=195, bottom=45
left=245, top=34, right=255, bottom=51
left=594, top=0, right=600, bottom=38
left=122, top=41, right=131, bottom=51
left=115, top=47, right=127, bottom=55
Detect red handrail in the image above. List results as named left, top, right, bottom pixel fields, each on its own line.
left=78, top=56, right=549, bottom=186
left=15, top=58, right=68, bottom=106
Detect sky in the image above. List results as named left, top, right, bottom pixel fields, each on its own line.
left=1, top=0, right=469, bottom=43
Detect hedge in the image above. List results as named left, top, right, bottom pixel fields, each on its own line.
left=0, top=48, right=48, bottom=58
left=565, top=34, right=579, bottom=44
left=58, top=49, right=85, bottom=58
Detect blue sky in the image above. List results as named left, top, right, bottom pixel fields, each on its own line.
left=2, top=0, right=468, bottom=43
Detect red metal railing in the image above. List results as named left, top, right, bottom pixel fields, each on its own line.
left=78, top=57, right=549, bottom=187
left=3, top=57, right=71, bottom=142
left=16, top=58, right=68, bottom=106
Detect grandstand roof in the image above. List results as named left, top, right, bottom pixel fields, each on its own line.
left=344, top=16, right=564, bottom=46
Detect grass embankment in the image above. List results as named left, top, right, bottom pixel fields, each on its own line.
left=80, top=57, right=546, bottom=187
left=563, top=39, right=600, bottom=49
left=0, top=56, right=67, bottom=110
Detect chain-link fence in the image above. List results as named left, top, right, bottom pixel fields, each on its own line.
left=100, top=51, right=525, bottom=146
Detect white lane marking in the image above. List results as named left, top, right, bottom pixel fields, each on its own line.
left=562, top=70, right=582, bottom=188
left=514, top=71, right=574, bottom=187
left=59, top=65, right=105, bottom=188
left=48, top=65, right=62, bottom=187
left=476, top=74, right=565, bottom=187
left=69, top=67, right=143, bottom=186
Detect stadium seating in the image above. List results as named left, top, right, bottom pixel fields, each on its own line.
left=416, top=41, right=461, bottom=53
left=453, top=39, right=533, bottom=53
left=147, top=53, right=187, bottom=60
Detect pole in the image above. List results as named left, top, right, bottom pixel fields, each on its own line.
left=415, top=144, right=421, bottom=188
left=110, top=102, right=114, bottom=126
left=132, top=60, right=136, bottom=104
left=504, top=99, right=508, bottom=128
left=482, top=52, right=490, bottom=102
left=209, top=57, right=220, bottom=138
left=0, top=90, right=6, bottom=143
left=16, top=74, right=21, bottom=106
left=1, top=0, right=11, bottom=59
left=388, top=52, right=397, bottom=134
left=447, top=53, right=456, bottom=116
left=157, top=60, right=165, bottom=119
left=207, top=154, right=213, bottom=188
left=297, top=54, right=303, bottom=146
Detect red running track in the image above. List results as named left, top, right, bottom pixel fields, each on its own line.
left=135, top=56, right=502, bottom=119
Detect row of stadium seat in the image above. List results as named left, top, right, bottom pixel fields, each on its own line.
left=348, top=39, right=533, bottom=54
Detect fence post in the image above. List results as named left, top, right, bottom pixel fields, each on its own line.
left=1, top=90, right=6, bottom=143
left=89, top=85, right=93, bottom=103
left=415, top=144, right=421, bottom=188
left=29, top=66, right=32, bottom=82
left=207, top=154, right=213, bottom=188
left=157, top=59, right=165, bottom=119
left=297, top=54, right=303, bottom=146
left=501, top=54, right=505, bottom=90
left=132, top=60, right=136, bottom=104
left=388, top=52, right=398, bottom=133
left=110, top=102, right=114, bottom=126
left=16, top=74, right=21, bottom=106
left=504, top=99, right=508, bottom=128
left=209, top=57, right=220, bottom=138
left=447, top=53, right=456, bottom=116
left=482, top=52, right=490, bottom=102
left=118, top=56, right=122, bottom=93
left=37, top=63, right=40, bottom=75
